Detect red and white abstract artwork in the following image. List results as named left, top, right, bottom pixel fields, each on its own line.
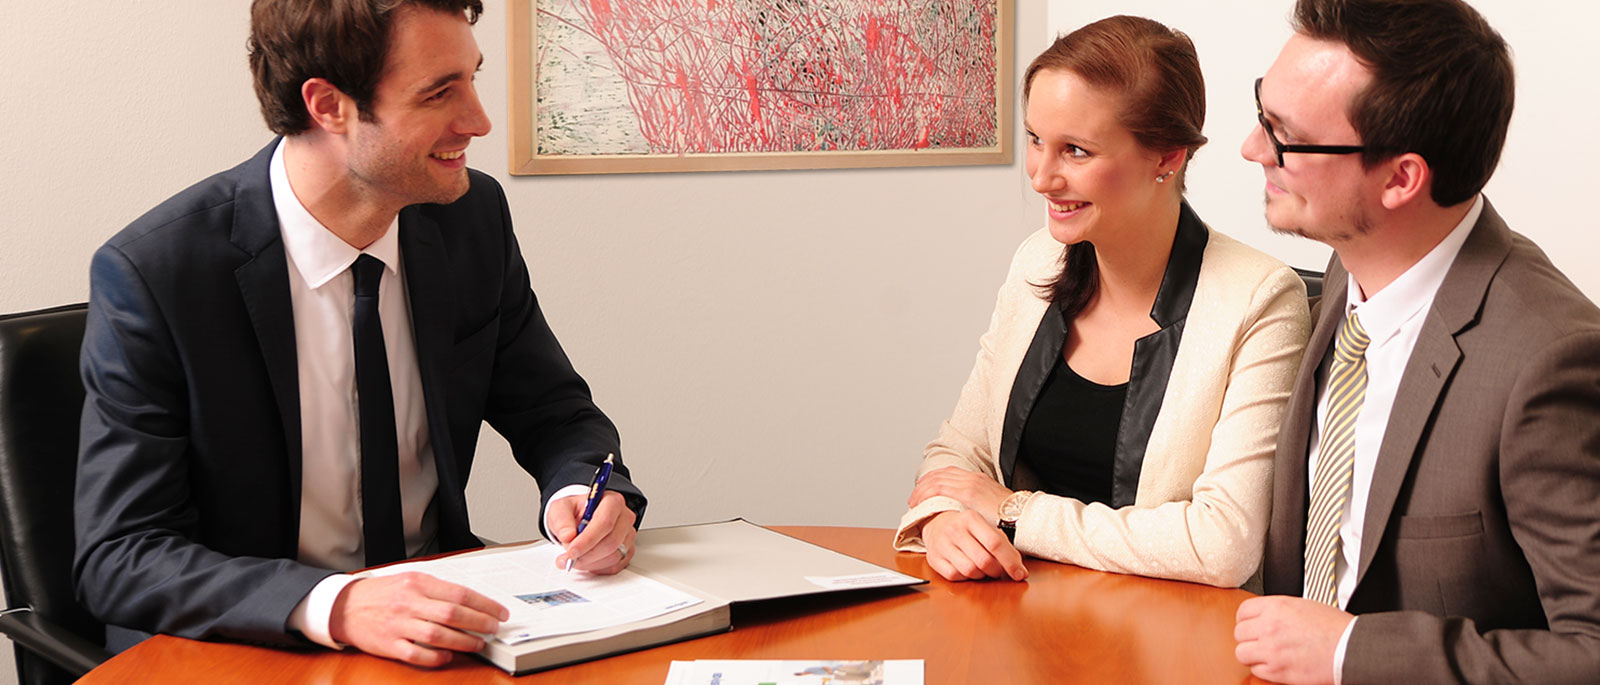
left=534, top=0, right=1002, bottom=157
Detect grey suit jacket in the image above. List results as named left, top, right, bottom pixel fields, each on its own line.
left=1262, top=199, right=1600, bottom=683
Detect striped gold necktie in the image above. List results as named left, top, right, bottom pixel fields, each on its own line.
left=1304, top=312, right=1371, bottom=606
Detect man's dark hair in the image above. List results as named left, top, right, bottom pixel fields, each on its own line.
left=1294, top=0, right=1513, bottom=206
left=248, top=0, right=484, bottom=135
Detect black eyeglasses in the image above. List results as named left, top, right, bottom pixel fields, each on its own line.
left=1254, top=77, right=1365, bottom=167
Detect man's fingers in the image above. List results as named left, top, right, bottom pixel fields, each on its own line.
left=568, top=524, right=635, bottom=573
left=381, top=635, right=455, bottom=668
left=1248, top=663, right=1287, bottom=684
left=407, top=574, right=509, bottom=624
left=1235, top=595, right=1267, bottom=621
left=575, top=537, right=634, bottom=576
left=1233, top=639, right=1263, bottom=667
left=330, top=573, right=511, bottom=666
left=558, top=492, right=636, bottom=571
left=546, top=496, right=583, bottom=545
left=401, top=615, right=489, bottom=653
left=417, top=595, right=504, bottom=634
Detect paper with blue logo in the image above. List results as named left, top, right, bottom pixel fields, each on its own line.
left=664, top=659, right=924, bottom=685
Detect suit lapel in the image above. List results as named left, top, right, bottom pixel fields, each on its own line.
left=1356, top=316, right=1459, bottom=580
left=1269, top=259, right=1345, bottom=590
left=229, top=139, right=305, bottom=546
left=1353, top=199, right=1513, bottom=584
left=998, top=307, right=1066, bottom=487
left=397, top=208, right=468, bottom=526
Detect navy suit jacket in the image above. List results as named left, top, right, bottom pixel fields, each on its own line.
left=73, top=140, right=644, bottom=649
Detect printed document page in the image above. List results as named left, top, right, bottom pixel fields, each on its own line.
left=664, top=659, right=925, bottom=685
left=363, top=542, right=702, bottom=645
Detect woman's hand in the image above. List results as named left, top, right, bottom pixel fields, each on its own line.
left=922, top=510, right=1028, bottom=582
left=908, top=466, right=1013, bottom=523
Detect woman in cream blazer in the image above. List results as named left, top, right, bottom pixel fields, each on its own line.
left=897, top=214, right=1310, bottom=587
left=898, top=16, right=1310, bottom=588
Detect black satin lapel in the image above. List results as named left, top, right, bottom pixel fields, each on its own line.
left=999, top=307, right=1068, bottom=488
left=1148, top=203, right=1209, bottom=326
left=1115, top=327, right=1181, bottom=506
left=1110, top=204, right=1208, bottom=507
left=397, top=208, right=470, bottom=542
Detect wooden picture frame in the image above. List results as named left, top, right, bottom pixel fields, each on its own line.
left=508, top=0, right=1013, bottom=175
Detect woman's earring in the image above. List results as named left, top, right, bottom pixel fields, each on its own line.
left=1155, top=170, right=1176, bottom=184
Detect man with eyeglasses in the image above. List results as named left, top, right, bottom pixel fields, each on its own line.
left=1231, top=0, right=1600, bottom=683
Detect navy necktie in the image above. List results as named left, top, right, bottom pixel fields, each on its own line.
left=352, top=254, right=406, bottom=566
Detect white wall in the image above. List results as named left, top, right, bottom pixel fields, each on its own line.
left=1049, top=1, right=1600, bottom=295
left=0, top=2, right=1045, bottom=680
left=0, top=0, right=1592, bottom=681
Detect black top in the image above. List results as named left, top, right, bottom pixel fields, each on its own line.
left=1017, top=356, right=1127, bottom=506
left=998, top=201, right=1209, bottom=507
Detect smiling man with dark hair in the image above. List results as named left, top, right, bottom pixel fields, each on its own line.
left=74, top=0, right=645, bottom=667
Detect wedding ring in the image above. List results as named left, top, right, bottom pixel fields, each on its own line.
left=618, top=543, right=629, bottom=560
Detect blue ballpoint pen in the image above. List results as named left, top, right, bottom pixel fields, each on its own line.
left=565, top=453, right=615, bottom=572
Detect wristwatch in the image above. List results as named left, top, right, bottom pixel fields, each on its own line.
left=996, top=490, right=1034, bottom=542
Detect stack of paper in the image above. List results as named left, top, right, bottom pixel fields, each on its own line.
left=356, top=520, right=926, bottom=674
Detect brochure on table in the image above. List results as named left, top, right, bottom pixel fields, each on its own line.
left=665, top=659, right=926, bottom=685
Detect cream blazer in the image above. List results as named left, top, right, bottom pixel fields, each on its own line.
left=895, top=225, right=1310, bottom=588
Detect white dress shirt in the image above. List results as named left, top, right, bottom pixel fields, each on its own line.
left=1310, top=195, right=1482, bottom=680
left=268, top=140, right=588, bottom=648
left=270, top=140, right=438, bottom=646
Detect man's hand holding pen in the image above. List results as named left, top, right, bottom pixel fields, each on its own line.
left=549, top=455, right=637, bottom=575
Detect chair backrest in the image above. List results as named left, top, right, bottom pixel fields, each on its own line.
left=0, top=304, right=103, bottom=684
left=1293, top=267, right=1325, bottom=299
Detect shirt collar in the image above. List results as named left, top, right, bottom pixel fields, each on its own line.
left=1343, top=194, right=1483, bottom=346
left=269, top=139, right=401, bottom=289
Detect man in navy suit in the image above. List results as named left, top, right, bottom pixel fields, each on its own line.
left=73, top=0, right=645, bottom=666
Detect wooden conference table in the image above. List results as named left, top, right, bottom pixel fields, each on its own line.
left=79, top=527, right=1260, bottom=684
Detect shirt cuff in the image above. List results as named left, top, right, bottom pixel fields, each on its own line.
left=1332, top=615, right=1356, bottom=685
left=288, top=573, right=359, bottom=650
left=542, top=484, right=593, bottom=541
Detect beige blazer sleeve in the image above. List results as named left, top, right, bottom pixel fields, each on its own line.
left=896, top=229, right=1310, bottom=589
left=895, top=230, right=1059, bottom=546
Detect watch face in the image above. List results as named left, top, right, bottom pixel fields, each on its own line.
left=1000, top=492, right=1030, bottom=521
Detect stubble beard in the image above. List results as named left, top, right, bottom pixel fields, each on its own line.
left=1262, top=191, right=1372, bottom=244
left=350, top=125, right=472, bottom=208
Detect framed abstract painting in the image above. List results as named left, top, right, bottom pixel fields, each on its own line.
left=508, top=0, right=1013, bottom=174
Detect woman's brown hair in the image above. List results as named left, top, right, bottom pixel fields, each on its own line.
left=1025, top=15, right=1207, bottom=316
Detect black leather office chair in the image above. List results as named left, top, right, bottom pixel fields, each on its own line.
left=0, top=303, right=112, bottom=685
left=1293, top=267, right=1325, bottom=299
